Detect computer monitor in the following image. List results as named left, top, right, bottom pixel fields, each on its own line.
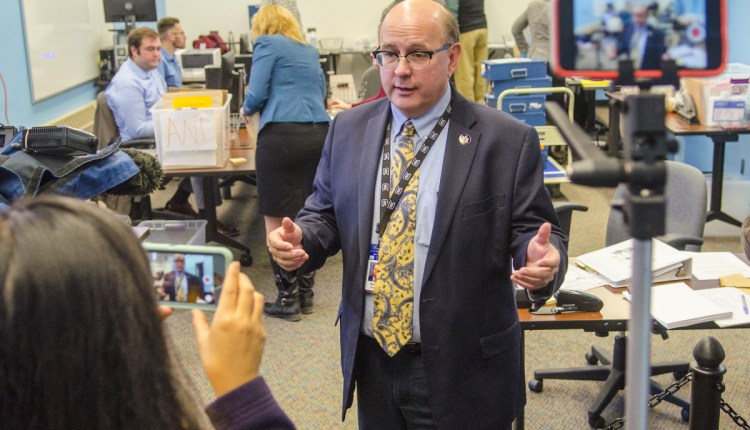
left=239, top=34, right=251, bottom=54
left=176, top=48, right=222, bottom=82
left=234, top=54, right=252, bottom=84
left=231, top=64, right=246, bottom=114
left=205, top=52, right=244, bottom=114
left=102, top=0, right=157, bottom=23
left=205, top=51, right=235, bottom=90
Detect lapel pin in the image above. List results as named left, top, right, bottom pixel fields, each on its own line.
left=458, top=134, right=472, bottom=145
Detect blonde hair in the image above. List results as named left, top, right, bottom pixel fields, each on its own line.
left=251, top=4, right=306, bottom=44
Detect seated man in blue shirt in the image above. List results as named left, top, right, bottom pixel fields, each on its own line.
left=107, top=27, right=238, bottom=236
left=157, top=17, right=185, bottom=88
left=106, top=27, right=165, bottom=143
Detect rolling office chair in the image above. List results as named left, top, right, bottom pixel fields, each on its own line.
left=529, top=160, right=708, bottom=428
left=553, top=201, right=589, bottom=238
left=93, top=91, right=181, bottom=221
left=93, top=91, right=155, bottom=218
left=358, top=65, right=382, bottom=100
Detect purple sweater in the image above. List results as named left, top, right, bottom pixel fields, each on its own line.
left=205, top=377, right=296, bottom=430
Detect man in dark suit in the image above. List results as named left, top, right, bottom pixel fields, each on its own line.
left=617, top=5, right=666, bottom=70
left=162, top=253, right=203, bottom=303
left=268, top=0, right=567, bottom=428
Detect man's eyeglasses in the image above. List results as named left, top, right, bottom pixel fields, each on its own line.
left=372, top=44, right=452, bottom=70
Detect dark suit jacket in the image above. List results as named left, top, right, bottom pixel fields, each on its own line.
left=162, top=271, right=202, bottom=303
left=617, top=24, right=666, bottom=70
left=295, top=87, right=568, bottom=429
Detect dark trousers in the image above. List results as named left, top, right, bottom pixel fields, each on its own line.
left=355, top=334, right=435, bottom=430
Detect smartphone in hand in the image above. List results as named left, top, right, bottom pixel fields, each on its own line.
left=143, top=243, right=233, bottom=310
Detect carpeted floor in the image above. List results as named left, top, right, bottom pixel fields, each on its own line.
left=154, top=179, right=750, bottom=430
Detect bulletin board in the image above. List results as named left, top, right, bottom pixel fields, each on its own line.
left=21, top=0, right=111, bottom=102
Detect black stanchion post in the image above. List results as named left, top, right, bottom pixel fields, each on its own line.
left=689, top=336, right=727, bottom=430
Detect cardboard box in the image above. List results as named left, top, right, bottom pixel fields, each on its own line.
left=151, top=90, right=231, bottom=168
left=681, top=63, right=750, bottom=126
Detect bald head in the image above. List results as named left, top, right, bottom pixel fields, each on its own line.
left=379, top=0, right=459, bottom=46
left=376, top=0, right=461, bottom=118
left=632, top=5, right=649, bottom=27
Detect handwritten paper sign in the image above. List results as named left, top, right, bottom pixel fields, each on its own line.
left=152, top=93, right=232, bottom=168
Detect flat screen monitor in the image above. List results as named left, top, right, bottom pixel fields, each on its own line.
left=205, top=52, right=236, bottom=90
left=239, top=34, right=251, bottom=54
left=234, top=54, right=252, bottom=84
left=102, top=0, right=157, bottom=23
left=206, top=52, right=243, bottom=113
left=176, top=48, right=222, bottom=82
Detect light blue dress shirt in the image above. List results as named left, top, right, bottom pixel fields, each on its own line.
left=361, top=86, right=451, bottom=342
left=157, top=47, right=183, bottom=88
left=242, top=35, right=329, bottom=131
left=105, top=59, right=166, bottom=142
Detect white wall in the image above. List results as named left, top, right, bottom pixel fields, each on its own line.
left=165, top=0, right=530, bottom=50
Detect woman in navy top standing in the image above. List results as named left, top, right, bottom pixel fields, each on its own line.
left=242, top=4, right=329, bottom=322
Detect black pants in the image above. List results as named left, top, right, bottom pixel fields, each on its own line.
left=355, top=334, right=435, bottom=430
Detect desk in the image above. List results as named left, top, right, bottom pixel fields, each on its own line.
left=516, top=276, right=749, bottom=429
left=606, top=91, right=750, bottom=227
left=162, top=130, right=256, bottom=266
left=516, top=285, right=627, bottom=430
left=665, top=115, right=750, bottom=227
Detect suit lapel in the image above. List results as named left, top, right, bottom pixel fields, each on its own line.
left=422, top=92, right=480, bottom=286
left=357, top=104, right=391, bottom=258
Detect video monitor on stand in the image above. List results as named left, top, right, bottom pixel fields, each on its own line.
left=102, top=0, right=158, bottom=70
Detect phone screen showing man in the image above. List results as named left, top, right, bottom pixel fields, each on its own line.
left=148, top=251, right=227, bottom=308
left=554, top=0, right=725, bottom=77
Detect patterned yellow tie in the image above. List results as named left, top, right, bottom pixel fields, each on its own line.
left=176, top=274, right=185, bottom=302
left=373, top=120, right=418, bottom=356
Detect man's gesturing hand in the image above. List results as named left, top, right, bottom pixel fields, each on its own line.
left=511, top=222, right=560, bottom=290
left=267, top=217, right=308, bottom=271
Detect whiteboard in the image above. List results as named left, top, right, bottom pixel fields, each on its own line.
left=21, top=0, right=111, bottom=102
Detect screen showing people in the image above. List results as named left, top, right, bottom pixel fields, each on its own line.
left=148, top=250, right=227, bottom=308
left=567, top=0, right=719, bottom=73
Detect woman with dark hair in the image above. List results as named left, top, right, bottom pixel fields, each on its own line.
left=241, top=4, right=330, bottom=322
left=0, top=195, right=294, bottom=429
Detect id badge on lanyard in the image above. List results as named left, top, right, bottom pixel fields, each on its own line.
left=366, top=243, right=378, bottom=293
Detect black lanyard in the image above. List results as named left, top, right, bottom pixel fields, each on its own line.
left=377, top=103, right=452, bottom=237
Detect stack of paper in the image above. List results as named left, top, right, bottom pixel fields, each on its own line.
left=684, top=252, right=750, bottom=280
left=575, top=239, right=692, bottom=288
left=623, top=282, right=733, bottom=329
left=696, top=287, right=750, bottom=328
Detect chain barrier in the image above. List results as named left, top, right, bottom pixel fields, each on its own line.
left=603, top=373, right=693, bottom=430
left=648, top=372, right=693, bottom=409
left=600, top=371, right=750, bottom=430
left=721, top=399, right=750, bottom=429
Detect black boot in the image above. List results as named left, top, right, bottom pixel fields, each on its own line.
left=298, top=270, right=315, bottom=314
left=265, top=258, right=301, bottom=322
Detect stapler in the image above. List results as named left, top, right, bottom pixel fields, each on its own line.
left=529, top=289, right=604, bottom=315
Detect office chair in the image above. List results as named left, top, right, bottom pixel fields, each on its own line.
left=93, top=91, right=181, bottom=221
left=553, top=201, right=589, bottom=238
left=358, top=65, right=382, bottom=100
left=219, top=173, right=257, bottom=199
left=529, top=160, right=708, bottom=428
